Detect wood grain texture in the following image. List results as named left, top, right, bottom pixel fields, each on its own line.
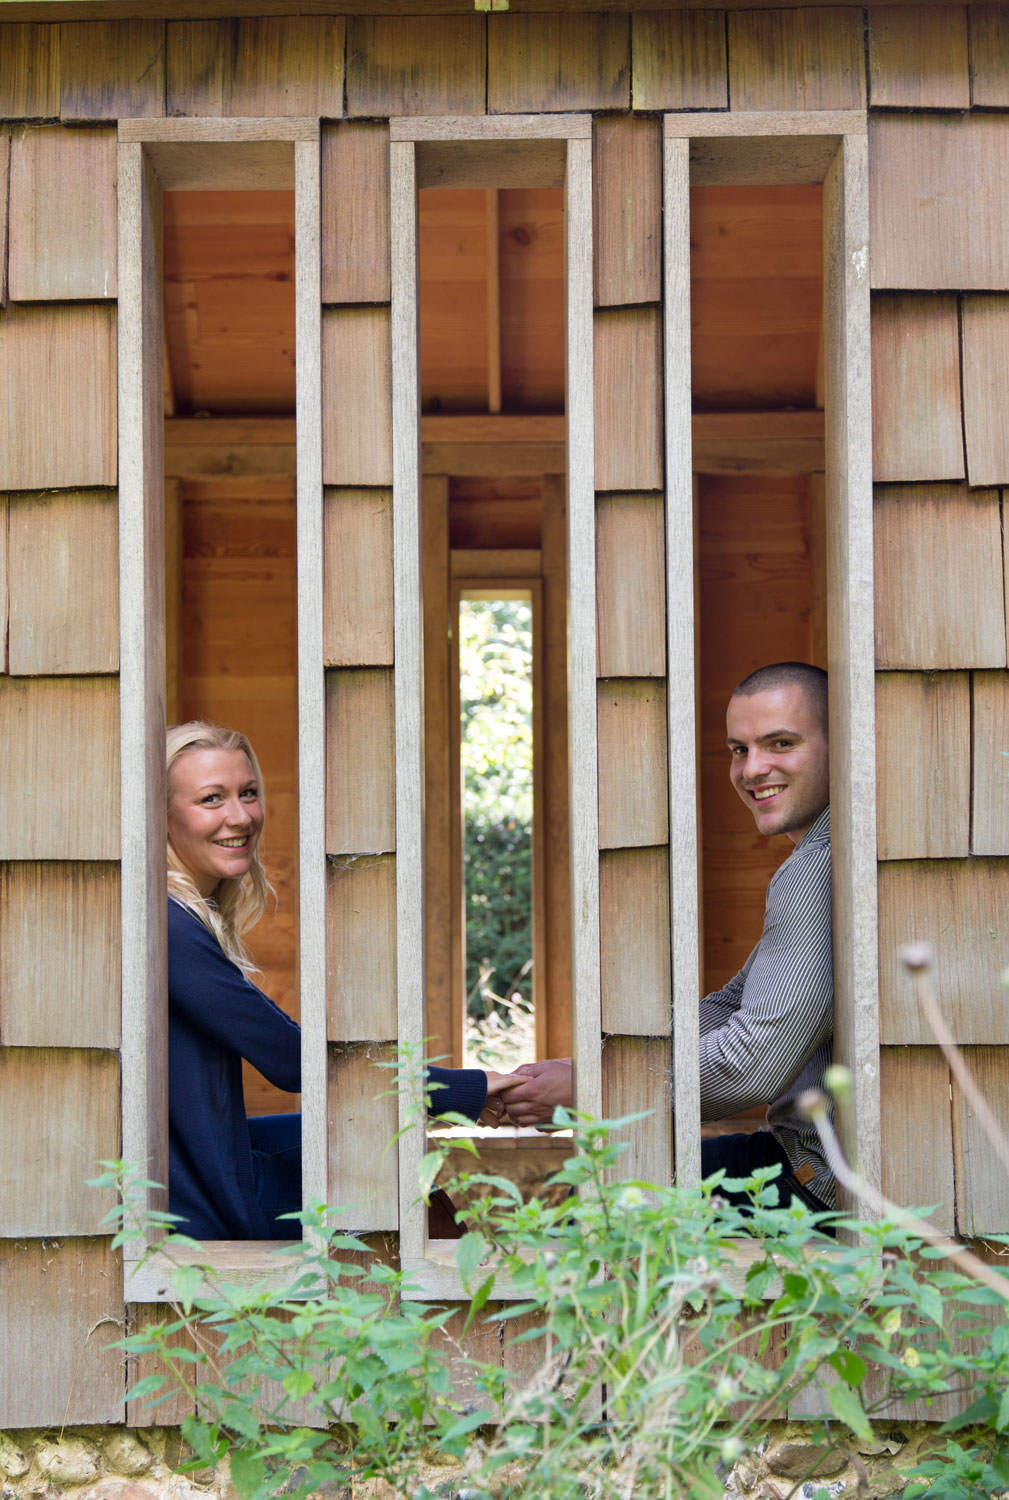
left=601, top=1035, right=673, bottom=1187
left=880, top=1046, right=955, bottom=1235
left=868, top=6, right=970, bottom=107
left=0, top=304, right=117, bottom=492
left=728, top=9, right=866, bottom=111
left=592, top=115, right=660, bottom=308
left=869, top=115, right=1009, bottom=289
left=594, top=306, right=663, bottom=492
left=0, top=1049, right=120, bottom=1236
left=599, top=846, right=671, bottom=1036
left=323, top=488, right=394, bottom=667
left=325, top=668, right=396, bottom=856
left=0, top=130, right=7, bottom=309
left=322, top=306, right=393, bottom=487
left=0, top=863, right=120, bottom=1049
left=970, top=5, right=1009, bottom=105
left=873, top=485, right=1005, bottom=670
left=60, top=20, right=165, bottom=119
left=953, top=1047, right=1009, bottom=1235
left=0, top=677, right=119, bottom=859
left=348, top=16, right=484, bottom=117
left=8, top=126, right=116, bottom=301
left=875, top=672, right=969, bottom=860
left=596, top=492, right=666, bottom=678
left=0, top=1238, right=123, bottom=1427
left=878, top=859, right=1009, bottom=1045
left=125, top=1303, right=197, bottom=1427
left=327, top=855, right=397, bottom=1043
left=0, top=495, right=6, bottom=673
left=962, top=295, right=1009, bottom=487
left=541, top=476, right=573, bottom=1061
left=327, top=1043, right=399, bottom=1229
left=597, top=678, right=669, bottom=850
left=870, top=294, right=963, bottom=483
left=631, top=10, right=727, bottom=110
left=0, top=24, right=59, bottom=118
left=166, top=17, right=344, bottom=117
left=488, top=13, right=629, bottom=113
left=972, top=670, right=1009, bottom=856
left=7, top=491, right=119, bottom=675
left=322, top=122, right=390, bottom=304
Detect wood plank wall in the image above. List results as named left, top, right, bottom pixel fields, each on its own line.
left=3, top=5, right=1009, bottom=1429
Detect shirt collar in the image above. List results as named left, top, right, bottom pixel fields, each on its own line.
left=796, top=805, right=830, bottom=849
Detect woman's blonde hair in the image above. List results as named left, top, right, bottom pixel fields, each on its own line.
left=166, top=721, right=274, bottom=975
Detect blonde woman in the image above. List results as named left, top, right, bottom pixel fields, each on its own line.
left=166, top=722, right=510, bottom=1240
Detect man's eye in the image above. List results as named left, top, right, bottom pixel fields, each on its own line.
left=774, top=740, right=794, bottom=750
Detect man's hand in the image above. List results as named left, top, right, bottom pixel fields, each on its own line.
left=497, top=1058, right=573, bottom=1127
left=480, top=1069, right=515, bottom=1125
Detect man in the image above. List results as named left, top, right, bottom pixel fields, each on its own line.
left=500, top=661, right=834, bottom=1211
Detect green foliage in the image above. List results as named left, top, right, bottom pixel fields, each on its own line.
left=98, top=1116, right=1009, bottom=1500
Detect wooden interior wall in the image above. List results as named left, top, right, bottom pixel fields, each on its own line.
left=3, top=3, right=1009, bottom=1430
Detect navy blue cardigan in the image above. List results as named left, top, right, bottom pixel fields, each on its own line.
left=167, top=900, right=488, bottom=1239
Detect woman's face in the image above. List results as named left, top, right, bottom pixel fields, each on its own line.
left=167, top=747, right=264, bottom=898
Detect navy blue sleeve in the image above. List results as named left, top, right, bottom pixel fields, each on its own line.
left=167, top=900, right=301, bottom=1095
left=426, top=1065, right=487, bottom=1122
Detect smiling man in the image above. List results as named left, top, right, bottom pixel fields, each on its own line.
left=501, top=660, right=835, bottom=1212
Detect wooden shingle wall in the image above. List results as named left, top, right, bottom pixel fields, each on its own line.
left=2, top=4, right=1008, bottom=1432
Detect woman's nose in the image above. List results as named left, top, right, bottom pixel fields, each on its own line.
left=225, top=799, right=252, bottom=826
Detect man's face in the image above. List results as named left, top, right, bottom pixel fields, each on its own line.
left=725, top=683, right=829, bottom=844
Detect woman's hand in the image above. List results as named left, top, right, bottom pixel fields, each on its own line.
left=479, top=1069, right=514, bottom=1125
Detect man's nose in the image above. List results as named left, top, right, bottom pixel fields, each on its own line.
left=744, top=748, right=771, bottom=781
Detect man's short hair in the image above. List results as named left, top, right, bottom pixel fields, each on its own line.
left=731, top=662, right=828, bottom=731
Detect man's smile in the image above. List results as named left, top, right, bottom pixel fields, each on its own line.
left=751, top=785, right=786, bottom=802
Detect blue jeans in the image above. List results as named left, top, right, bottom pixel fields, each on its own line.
left=701, top=1131, right=832, bottom=1215
left=248, top=1113, right=302, bottom=1239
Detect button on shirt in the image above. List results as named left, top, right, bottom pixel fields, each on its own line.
left=698, top=806, right=834, bottom=1205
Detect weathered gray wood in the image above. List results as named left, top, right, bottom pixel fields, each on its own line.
left=875, top=672, right=969, bottom=860
left=8, top=125, right=117, bottom=301
left=325, top=668, right=396, bottom=856
left=871, top=294, right=964, bottom=483
left=962, top=295, right=1009, bottom=487
left=323, top=488, right=395, bottom=667
left=328, top=1044, right=400, bottom=1230
left=972, top=670, right=1009, bottom=857
left=601, top=1036, right=673, bottom=1187
left=953, top=1048, right=1009, bottom=1236
left=7, top=490, right=119, bottom=675
left=597, top=679, right=669, bottom=850
left=596, top=493, right=666, bottom=678
left=881, top=1046, right=955, bottom=1234
left=600, top=847, right=671, bottom=1036
left=327, top=854, right=398, bottom=1043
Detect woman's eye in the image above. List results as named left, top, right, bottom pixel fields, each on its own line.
left=240, top=788, right=259, bottom=800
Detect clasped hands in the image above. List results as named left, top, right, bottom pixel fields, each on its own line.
left=479, top=1058, right=572, bottom=1128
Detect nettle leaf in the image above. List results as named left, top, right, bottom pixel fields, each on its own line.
left=918, top=1281, right=945, bottom=1328
left=827, top=1382, right=874, bottom=1445
left=996, top=1384, right=1009, bottom=1433
left=828, top=1348, right=867, bottom=1387
left=228, top=1449, right=266, bottom=1500
left=456, top=1231, right=489, bottom=1289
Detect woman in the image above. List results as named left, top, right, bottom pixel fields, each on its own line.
left=166, top=721, right=511, bottom=1240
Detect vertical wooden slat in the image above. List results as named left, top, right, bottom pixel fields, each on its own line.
left=873, top=484, right=1006, bottom=670
left=597, top=679, right=669, bottom=850
left=870, top=294, right=963, bottom=482
left=969, top=5, right=1009, bottom=105
left=596, top=493, right=666, bottom=679
left=878, top=859, right=1009, bottom=1045
left=347, top=17, right=485, bottom=117
left=296, top=130, right=327, bottom=1222
left=875, top=671, right=970, bottom=860
left=823, top=134, right=880, bottom=1199
left=321, top=306, right=393, bottom=487
left=0, top=128, right=10, bottom=308
left=868, top=6, right=970, bottom=108
left=728, top=9, right=866, bottom=110
left=880, top=1047, right=955, bottom=1235
left=60, top=21, right=165, bottom=120
left=323, top=488, right=395, bottom=667
left=164, top=477, right=182, bottom=724
left=631, top=11, right=727, bottom=111
left=662, top=131, right=700, bottom=1185
left=0, top=863, right=120, bottom=1049
left=8, top=126, right=117, bottom=302
left=0, top=304, right=118, bottom=491
left=601, top=1036, right=673, bottom=1186
left=488, top=14, right=630, bottom=113
left=541, top=473, right=573, bottom=1061
left=325, top=669, right=396, bottom=855
left=962, top=294, right=1009, bottom=487
left=0, top=494, right=7, bottom=673
left=599, top=846, right=671, bottom=1035
left=0, top=1049, right=120, bottom=1236
left=322, top=122, right=391, bottom=305
left=327, top=855, right=398, bottom=1043
left=592, top=115, right=661, bottom=308
left=7, top=491, right=119, bottom=675
left=594, top=306, right=663, bottom=492
left=117, top=138, right=168, bottom=1240
left=0, top=1239, right=124, bottom=1427
left=953, top=1048, right=1009, bottom=1235
left=125, top=1303, right=198, bottom=1428
left=0, top=677, right=119, bottom=859
left=0, top=24, right=60, bottom=118
left=972, top=670, right=1009, bottom=856
left=567, top=133, right=602, bottom=1123
left=328, top=1044, right=400, bottom=1230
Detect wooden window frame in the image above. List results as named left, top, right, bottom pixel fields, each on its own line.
left=117, top=118, right=322, bottom=1300
left=389, top=116, right=596, bottom=1295
left=663, top=111, right=880, bottom=1202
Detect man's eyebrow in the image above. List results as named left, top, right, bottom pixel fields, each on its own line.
left=725, top=728, right=801, bottom=747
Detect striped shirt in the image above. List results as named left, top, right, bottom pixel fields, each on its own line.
left=698, top=806, right=834, bottom=1205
